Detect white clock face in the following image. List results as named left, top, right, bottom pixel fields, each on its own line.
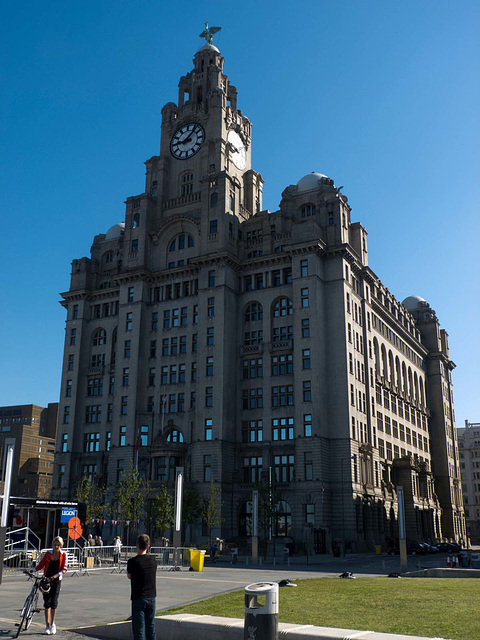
left=227, top=129, right=246, bottom=170
left=170, top=123, right=205, bottom=159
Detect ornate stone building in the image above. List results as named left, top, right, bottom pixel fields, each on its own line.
left=52, top=36, right=465, bottom=551
left=457, top=420, right=480, bottom=544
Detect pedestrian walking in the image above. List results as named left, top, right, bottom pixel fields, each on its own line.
left=127, top=534, right=157, bottom=640
left=113, top=536, right=122, bottom=566
left=35, top=536, right=68, bottom=635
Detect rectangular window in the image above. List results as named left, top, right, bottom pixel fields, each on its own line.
left=65, top=379, right=72, bottom=397
left=206, top=356, right=214, bottom=376
left=242, top=419, right=263, bottom=443
left=181, top=307, right=188, bottom=326
left=208, top=270, right=215, bottom=287
left=300, top=259, right=308, bottom=278
left=272, top=326, right=293, bottom=342
left=304, top=452, right=313, bottom=480
left=243, top=456, right=263, bottom=483
left=106, top=431, right=111, bottom=451
left=242, top=387, right=263, bottom=409
left=177, top=393, right=185, bottom=412
left=271, top=353, right=293, bottom=375
left=68, top=354, right=74, bottom=370
left=168, top=393, right=176, bottom=413
left=303, top=380, right=312, bottom=402
left=107, top=403, right=113, bottom=422
left=169, top=364, right=177, bottom=384
left=378, top=438, right=385, bottom=458
left=122, top=367, right=129, bottom=386
left=147, top=396, right=154, bottom=413
left=170, top=337, right=178, bottom=355
left=205, top=419, right=213, bottom=440
left=271, top=385, right=293, bottom=407
left=125, top=312, right=133, bottom=331
left=244, top=330, right=263, bottom=346
left=151, top=312, right=158, bottom=330
left=119, top=425, right=126, bottom=446
left=87, top=378, right=103, bottom=397
left=206, top=327, right=215, bottom=345
left=150, top=340, right=156, bottom=358
left=205, top=386, right=213, bottom=407
left=385, top=416, right=391, bottom=435
left=272, top=417, right=294, bottom=440
left=209, top=220, right=218, bottom=234
left=301, top=287, right=309, bottom=307
left=204, top=455, right=211, bottom=482
left=304, top=413, right=312, bottom=437
left=193, top=304, right=198, bottom=324
left=192, top=333, right=197, bottom=353
left=131, top=239, right=138, bottom=253
left=121, top=396, right=128, bottom=415
left=108, top=376, right=115, bottom=394
left=190, top=391, right=196, bottom=409
left=274, top=454, right=294, bottom=482
left=61, top=433, right=68, bottom=451
left=301, top=318, right=310, bottom=338
left=140, top=425, right=149, bottom=447
left=243, top=358, right=263, bottom=379
left=161, top=366, right=168, bottom=385
left=70, top=328, right=76, bottom=345
left=207, top=297, right=215, bottom=316
left=124, top=340, right=131, bottom=358
left=128, top=286, right=134, bottom=302
left=302, top=349, right=311, bottom=369
left=305, top=503, right=314, bottom=526
left=84, top=432, right=100, bottom=453
left=85, top=405, right=102, bottom=424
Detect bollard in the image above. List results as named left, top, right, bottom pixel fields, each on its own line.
left=244, top=582, right=278, bottom=640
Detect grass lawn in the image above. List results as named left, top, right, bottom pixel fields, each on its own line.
left=159, top=577, right=480, bottom=640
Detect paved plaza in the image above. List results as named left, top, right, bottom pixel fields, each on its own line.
left=0, top=553, right=459, bottom=639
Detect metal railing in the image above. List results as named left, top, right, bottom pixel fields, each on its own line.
left=3, top=528, right=40, bottom=571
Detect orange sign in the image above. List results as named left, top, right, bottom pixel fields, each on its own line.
left=68, top=516, right=83, bottom=540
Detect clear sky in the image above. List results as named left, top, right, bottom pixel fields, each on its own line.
left=1, top=1, right=479, bottom=426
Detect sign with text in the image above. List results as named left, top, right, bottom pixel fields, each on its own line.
left=61, top=508, right=76, bottom=523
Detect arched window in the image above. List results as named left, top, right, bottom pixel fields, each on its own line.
left=245, top=302, right=263, bottom=323
left=166, top=429, right=184, bottom=443
left=169, top=233, right=194, bottom=252
left=92, top=328, right=107, bottom=346
left=300, top=203, right=316, bottom=218
left=276, top=500, right=292, bottom=537
left=388, top=351, right=395, bottom=384
left=272, top=297, right=293, bottom=318
left=413, top=372, right=419, bottom=402
left=373, top=339, right=380, bottom=377
left=407, top=368, right=413, bottom=398
left=132, top=213, right=140, bottom=229
left=381, top=344, right=388, bottom=379
left=402, top=362, right=407, bottom=393
left=395, top=357, right=401, bottom=390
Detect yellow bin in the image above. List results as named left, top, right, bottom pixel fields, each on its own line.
left=375, top=545, right=382, bottom=555
left=190, top=549, right=205, bottom=572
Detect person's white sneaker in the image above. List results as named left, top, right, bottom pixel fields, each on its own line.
left=51, top=623, right=57, bottom=635
left=44, top=627, right=51, bottom=635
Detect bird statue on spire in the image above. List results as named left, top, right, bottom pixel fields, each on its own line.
left=199, top=22, right=221, bottom=45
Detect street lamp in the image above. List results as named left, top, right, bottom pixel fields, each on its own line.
left=340, top=455, right=355, bottom=557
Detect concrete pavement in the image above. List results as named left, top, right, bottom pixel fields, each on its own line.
left=0, top=552, right=459, bottom=639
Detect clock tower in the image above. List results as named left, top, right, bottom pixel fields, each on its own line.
left=143, top=37, right=263, bottom=259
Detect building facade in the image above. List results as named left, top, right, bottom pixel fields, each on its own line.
left=52, top=38, right=465, bottom=551
left=457, top=420, right=480, bottom=544
left=0, top=403, right=58, bottom=499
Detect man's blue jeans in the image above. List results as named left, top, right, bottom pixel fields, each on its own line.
left=132, top=597, right=156, bottom=640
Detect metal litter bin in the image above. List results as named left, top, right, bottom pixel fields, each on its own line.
left=244, top=582, right=278, bottom=640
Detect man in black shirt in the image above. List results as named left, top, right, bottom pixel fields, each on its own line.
left=127, top=534, right=157, bottom=640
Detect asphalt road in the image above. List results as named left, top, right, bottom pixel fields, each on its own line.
left=0, top=552, right=456, bottom=639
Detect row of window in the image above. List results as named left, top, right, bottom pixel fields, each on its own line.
left=243, top=351, right=311, bottom=378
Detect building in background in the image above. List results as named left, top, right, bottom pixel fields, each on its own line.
left=0, top=404, right=58, bottom=499
left=52, top=35, right=465, bottom=551
left=457, top=420, right=480, bottom=544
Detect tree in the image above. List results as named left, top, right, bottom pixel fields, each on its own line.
left=75, top=474, right=105, bottom=527
left=182, top=488, right=202, bottom=543
left=116, top=461, right=146, bottom=544
left=255, top=479, right=281, bottom=556
left=201, top=481, right=223, bottom=546
left=151, top=485, right=174, bottom=538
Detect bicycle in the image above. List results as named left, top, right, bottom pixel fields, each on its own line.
left=16, top=570, right=50, bottom=637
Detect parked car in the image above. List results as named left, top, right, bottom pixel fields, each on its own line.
left=437, top=542, right=461, bottom=553
left=407, top=541, right=428, bottom=555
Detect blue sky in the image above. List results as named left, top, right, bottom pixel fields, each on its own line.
left=1, top=1, right=479, bottom=425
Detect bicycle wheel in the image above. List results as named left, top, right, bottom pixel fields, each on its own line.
left=24, top=589, right=39, bottom=629
left=16, top=591, right=34, bottom=637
